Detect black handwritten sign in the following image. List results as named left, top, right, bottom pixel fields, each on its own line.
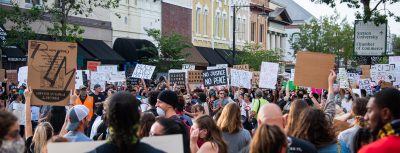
left=127, top=77, right=139, bottom=86
left=169, top=72, right=186, bottom=88
left=28, top=40, right=77, bottom=106
left=202, top=69, right=227, bottom=87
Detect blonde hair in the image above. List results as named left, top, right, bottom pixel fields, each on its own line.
left=249, top=124, right=287, bottom=153
left=32, top=122, right=54, bottom=153
left=216, top=103, right=242, bottom=134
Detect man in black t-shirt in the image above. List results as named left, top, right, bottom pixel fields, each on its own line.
left=90, top=84, right=106, bottom=105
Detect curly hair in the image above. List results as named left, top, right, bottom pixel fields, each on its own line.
left=0, top=111, right=18, bottom=147
left=107, top=92, right=141, bottom=152
left=290, top=108, right=336, bottom=148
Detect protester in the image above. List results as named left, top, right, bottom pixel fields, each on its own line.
left=240, top=93, right=252, bottom=132
left=250, top=89, right=269, bottom=127
left=74, top=85, right=94, bottom=121
left=88, top=97, right=107, bottom=139
left=340, top=89, right=354, bottom=113
left=190, top=104, right=206, bottom=120
left=249, top=124, right=287, bottom=153
left=91, top=91, right=164, bottom=153
left=0, top=111, right=25, bottom=153
left=150, top=117, right=184, bottom=136
left=144, top=91, right=160, bottom=116
left=90, top=84, right=106, bottom=110
left=217, top=103, right=251, bottom=153
left=138, top=112, right=156, bottom=138
left=46, top=106, right=66, bottom=135
left=353, top=128, right=372, bottom=153
left=197, top=92, right=210, bottom=116
left=212, top=89, right=230, bottom=114
left=61, top=104, right=92, bottom=142
left=338, top=98, right=368, bottom=153
left=286, top=100, right=310, bottom=135
left=358, top=88, right=400, bottom=153
left=10, top=94, right=25, bottom=137
left=190, top=115, right=228, bottom=153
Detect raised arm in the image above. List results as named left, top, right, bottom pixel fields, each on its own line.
left=24, top=87, right=33, bottom=139
left=324, top=70, right=337, bottom=123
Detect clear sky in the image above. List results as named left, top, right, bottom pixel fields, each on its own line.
left=293, top=0, right=400, bottom=36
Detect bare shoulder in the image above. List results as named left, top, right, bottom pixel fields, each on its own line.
left=198, top=142, right=219, bottom=153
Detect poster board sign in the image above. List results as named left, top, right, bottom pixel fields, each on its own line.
left=188, top=70, right=203, bottom=84
left=97, top=65, right=118, bottom=74
left=110, top=71, right=126, bottom=82
left=141, top=134, right=184, bottom=153
left=290, top=69, right=295, bottom=81
left=169, top=70, right=186, bottom=88
left=361, top=65, right=371, bottom=79
left=339, top=68, right=349, bottom=88
left=259, top=62, right=279, bottom=89
left=28, top=40, right=77, bottom=106
left=182, top=64, right=195, bottom=70
left=90, top=72, right=107, bottom=91
left=233, top=64, right=249, bottom=71
left=359, top=79, right=373, bottom=96
left=6, top=70, right=17, bottom=84
left=347, top=73, right=360, bottom=88
left=352, top=89, right=362, bottom=97
left=230, top=69, right=253, bottom=89
left=132, top=64, right=156, bottom=80
left=75, top=70, right=89, bottom=89
left=354, top=21, right=387, bottom=56
left=18, top=66, right=28, bottom=87
left=0, top=69, right=5, bottom=81
left=294, top=52, right=335, bottom=89
left=252, top=71, right=260, bottom=88
left=48, top=141, right=106, bottom=153
left=202, top=69, right=227, bottom=87
left=87, top=61, right=101, bottom=71
left=127, top=77, right=139, bottom=86
left=370, top=64, right=396, bottom=82
left=389, top=56, right=400, bottom=65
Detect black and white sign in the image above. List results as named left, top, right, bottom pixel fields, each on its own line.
left=354, top=21, right=387, bottom=56
left=132, top=64, right=156, bottom=79
left=182, top=64, right=195, bottom=70
left=370, top=64, right=396, bottom=82
left=169, top=72, right=186, bottom=88
left=359, top=79, right=373, bottom=96
left=127, top=77, right=140, bottom=86
left=202, top=69, right=227, bottom=87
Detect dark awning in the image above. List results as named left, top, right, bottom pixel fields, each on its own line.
left=2, top=46, right=27, bottom=62
left=214, top=48, right=234, bottom=66
left=113, top=38, right=157, bottom=61
left=79, top=39, right=125, bottom=64
left=182, top=47, right=208, bottom=66
left=196, top=47, right=228, bottom=65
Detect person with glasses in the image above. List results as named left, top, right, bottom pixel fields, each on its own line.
left=212, top=89, right=230, bottom=115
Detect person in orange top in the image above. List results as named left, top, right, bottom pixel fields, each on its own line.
left=74, top=85, right=94, bottom=121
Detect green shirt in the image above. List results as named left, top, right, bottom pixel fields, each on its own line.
left=251, top=98, right=269, bottom=119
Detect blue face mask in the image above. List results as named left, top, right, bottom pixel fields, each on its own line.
left=344, top=94, right=350, bottom=100
left=18, top=90, right=24, bottom=95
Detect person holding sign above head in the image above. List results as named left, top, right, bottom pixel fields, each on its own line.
left=74, top=85, right=94, bottom=121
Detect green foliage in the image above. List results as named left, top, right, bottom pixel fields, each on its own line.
left=311, top=0, right=399, bottom=25
left=0, top=5, right=42, bottom=49
left=143, top=28, right=192, bottom=72
left=289, top=13, right=354, bottom=67
left=236, top=43, right=283, bottom=71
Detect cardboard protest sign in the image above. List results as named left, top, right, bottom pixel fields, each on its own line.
left=90, top=72, right=107, bottom=91
left=18, top=66, right=28, bottom=87
left=0, top=69, right=5, bottom=81
left=75, top=70, right=89, bottom=89
left=370, top=64, right=396, bottom=82
left=132, top=64, right=156, bottom=80
left=27, top=40, right=77, bottom=106
left=252, top=71, right=260, bottom=88
left=294, top=52, right=335, bottom=89
left=359, top=79, right=373, bottom=96
left=230, top=69, right=253, bottom=89
left=339, top=68, right=349, bottom=89
left=169, top=70, right=186, bottom=88
left=182, top=64, right=195, bottom=70
left=290, top=69, right=295, bottom=81
left=6, top=70, right=17, bottom=84
left=233, top=64, right=250, bottom=71
left=188, top=70, right=203, bottom=84
left=202, top=69, right=228, bottom=87
left=87, top=61, right=101, bottom=71
left=361, top=65, right=370, bottom=79
left=127, top=77, right=140, bottom=86
left=259, top=62, right=279, bottom=89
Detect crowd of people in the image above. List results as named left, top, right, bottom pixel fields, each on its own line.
left=0, top=69, right=400, bottom=153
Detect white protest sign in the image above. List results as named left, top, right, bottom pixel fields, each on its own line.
left=352, top=89, right=362, bottom=97
left=18, top=66, right=28, bottom=87
left=75, top=70, right=90, bottom=89
left=389, top=56, right=400, bottom=81
left=97, top=65, right=118, bottom=73
left=290, top=69, right=295, bottom=81
left=182, top=64, right=195, bottom=70
left=216, top=64, right=228, bottom=69
left=339, top=68, right=349, bottom=88
left=132, top=64, right=156, bottom=79
left=230, top=69, right=253, bottom=89
left=354, top=21, right=387, bottom=56
left=370, top=64, right=396, bottom=82
left=48, top=141, right=106, bottom=153
left=359, top=79, right=373, bottom=96
left=347, top=73, right=360, bottom=87
left=389, top=56, right=400, bottom=65
left=110, top=71, right=126, bottom=82
left=259, top=62, right=279, bottom=89
left=90, top=72, right=108, bottom=91
left=141, top=134, right=183, bottom=153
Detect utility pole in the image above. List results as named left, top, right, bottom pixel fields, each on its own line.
left=233, top=4, right=237, bottom=65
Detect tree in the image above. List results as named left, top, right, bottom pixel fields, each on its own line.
left=236, top=43, right=283, bottom=71
left=312, top=0, right=399, bottom=25
left=289, top=14, right=354, bottom=68
left=142, top=29, right=192, bottom=73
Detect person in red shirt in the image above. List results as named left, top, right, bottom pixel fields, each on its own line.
left=358, top=88, right=400, bottom=153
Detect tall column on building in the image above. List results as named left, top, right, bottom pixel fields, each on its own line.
left=267, top=32, right=271, bottom=50
left=270, top=32, right=275, bottom=50
left=276, top=34, right=281, bottom=50
left=281, top=35, right=285, bottom=52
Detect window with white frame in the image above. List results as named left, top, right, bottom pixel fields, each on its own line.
left=242, top=18, right=246, bottom=41
left=204, top=9, right=208, bottom=35
left=237, top=17, right=241, bottom=41
left=216, top=12, right=220, bottom=38
left=222, top=13, right=226, bottom=39
left=196, top=7, right=201, bottom=34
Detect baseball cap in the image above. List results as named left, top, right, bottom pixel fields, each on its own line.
left=66, top=105, right=89, bottom=131
left=79, top=85, right=87, bottom=90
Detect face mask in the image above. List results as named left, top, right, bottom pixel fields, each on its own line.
left=344, top=94, right=350, bottom=99
left=18, top=90, right=24, bottom=95
left=156, top=107, right=165, bottom=117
